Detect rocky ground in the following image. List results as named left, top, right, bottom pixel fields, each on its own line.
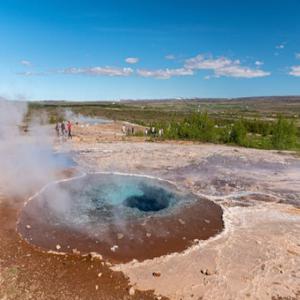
left=1, top=121, right=300, bottom=299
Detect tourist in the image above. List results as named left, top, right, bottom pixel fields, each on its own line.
left=61, top=122, right=66, bottom=136
left=158, top=128, right=163, bottom=137
left=67, top=121, right=72, bottom=139
left=122, top=125, right=126, bottom=134
left=55, top=123, right=60, bottom=137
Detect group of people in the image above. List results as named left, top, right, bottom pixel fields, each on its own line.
left=145, top=127, right=164, bottom=137
left=55, top=121, right=72, bottom=139
left=122, top=124, right=164, bottom=137
left=122, top=125, right=135, bottom=135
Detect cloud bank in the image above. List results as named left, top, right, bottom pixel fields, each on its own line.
left=17, top=53, right=270, bottom=80
left=137, top=68, right=194, bottom=79
left=60, top=66, right=133, bottom=77
left=184, top=55, right=270, bottom=78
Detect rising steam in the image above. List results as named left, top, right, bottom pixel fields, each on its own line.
left=0, top=97, right=59, bottom=198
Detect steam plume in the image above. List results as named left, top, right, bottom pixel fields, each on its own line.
left=0, top=97, right=58, bottom=198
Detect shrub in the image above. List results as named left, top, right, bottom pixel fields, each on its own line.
left=229, top=120, right=247, bottom=145
left=271, top=116, right=297, bottom=149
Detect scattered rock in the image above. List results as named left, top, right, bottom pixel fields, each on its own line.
left=117, top=233, right=124, bottom=240
left=110, top=245, right=119, bottom=252
left=129, top=287, right=135, bottom=296
left=89, top=252, right=103, bottom=260
left=72, top=248, right=80, bottom=255
left=95, top=285, right=99, bottom=290
left=98, top=272, right=102, bottom=277
left=178, top=218, right=186, bottom=225
left=152, top=272, right=161, bottom=277
left=26, top=224, right=31, bottom=229
left=204, top=219, right=210, bottom=224
left=146, top=232, right=152, bottom=238
left=201, top=269, right=212, bottom=276
left=56, top=244, right=61, bottom=250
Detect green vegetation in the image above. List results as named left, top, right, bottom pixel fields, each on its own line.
left=27, top=97, right=300, bottom=151
left=148, top=113, right=299, bottom=151
left=271, top=116, right=298, bottom=150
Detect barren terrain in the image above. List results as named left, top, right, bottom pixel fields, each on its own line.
left=1, top=121, right=300, bottom=299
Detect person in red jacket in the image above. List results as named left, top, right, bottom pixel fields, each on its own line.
left=67, top=121, right=72, bottom=139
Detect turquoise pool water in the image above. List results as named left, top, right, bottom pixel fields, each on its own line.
left=36, top=174, right=192, bottom=234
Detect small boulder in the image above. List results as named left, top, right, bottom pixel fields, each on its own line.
left=117, top=233, right=124, bottom=240
left=72, top=248, right=80, bottom=255
left=129, top=287, right=135, bottom=296
left=178, top=218, right=185, bottom=225
left=110, top=245, right=119, bottom=252
left=152, top=272, right=161, bottom=277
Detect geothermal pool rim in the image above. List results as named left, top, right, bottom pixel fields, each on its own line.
left=16, top=171, right=226, bottom=263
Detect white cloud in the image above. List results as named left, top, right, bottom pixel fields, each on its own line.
left=184, top=54, right=270, bottom=78
left=17, top=71, right=46, bottom=76
left=276, top=44, right=285, bottom=49
left=214, top=65, right=270, bottom=78
left=295, top=53, right=300, bottom=59
left=255, top=61, right=264, bottom=66
left=20, top=60, right=31, bottom=66
left=165, top=54, right=176, bottom=60
left=61, top=66, right=133, bottom=76
left=185, top=55, right=232, bottom=70
left=289, top=66, right=300, bottom=76
left=125, top=57, right=139, bottom=64
left=137, top=68, right=194, bottom=79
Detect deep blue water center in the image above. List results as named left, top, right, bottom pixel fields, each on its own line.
left=124, top=184, right=172, bottom=211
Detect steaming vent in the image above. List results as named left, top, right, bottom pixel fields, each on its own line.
left=17, top=174, right=224, bottom=262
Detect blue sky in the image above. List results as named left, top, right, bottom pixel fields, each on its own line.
left=1, top=0, right=300, bottom=100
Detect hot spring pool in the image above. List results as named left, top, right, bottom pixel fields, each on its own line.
left=17, top=173, right=224, bottom=262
